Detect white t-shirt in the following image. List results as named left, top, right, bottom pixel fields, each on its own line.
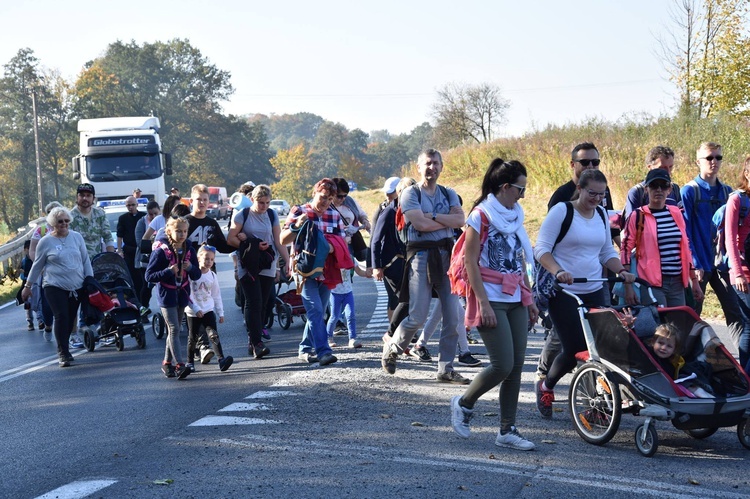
left=330, top=268, right=353, bottom=295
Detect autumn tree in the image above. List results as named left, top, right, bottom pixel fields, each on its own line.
left=270, top=144, right=314, bottom=205
left=432, top=83, right=509, bottom=147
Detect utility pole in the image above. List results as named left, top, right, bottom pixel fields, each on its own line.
left=31, top=83, right=43, bottom=217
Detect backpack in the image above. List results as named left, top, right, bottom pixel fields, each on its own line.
left=241, top=206, right=276, bottom=227
left=395, top=184, right=450, bottom=245
left=292, top=217, right=329, bottom=285
left=711, top=190, right=750, bottom=272
left=448, top=209, right=489, bottom=297
left=533, top=202, right=607, bottom=312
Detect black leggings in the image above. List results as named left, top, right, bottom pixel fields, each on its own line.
left=240, top=274, right=274, bottom=345
left=186, top=311, right=224, bottom=361
left=44, top=286, right=83, bottom=356
left=546, top=288, right=606, bottom=389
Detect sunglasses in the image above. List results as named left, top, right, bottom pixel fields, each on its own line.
left=648, top=182, right=670, bottom=190
left=201, top=244, right=217, bottom=252
left=56, top=219, right=71, bottom=224
left=701, top=155, right=723, bottom=162
left=509, top=183, right=526, bottom=196
left=575, top=159, right=601, bottom=167
left=336, top=194, right=348, bottom=199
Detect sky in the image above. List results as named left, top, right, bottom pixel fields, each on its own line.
left=1, top=0, right=679, bottom=137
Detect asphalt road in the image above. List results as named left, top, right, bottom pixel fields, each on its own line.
left=1, top=252, right=749, bottom=499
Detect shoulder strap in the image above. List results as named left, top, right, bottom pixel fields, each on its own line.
left=635, top=184, right=646, bottom=208
left=552, top=202, right=575, bottom=250
left=689, top=181, right=700, bottom=218
left=594, top=205, right=607, bottom=226
left=672, top=182, right=682, bottom=203
left=241, top=207, right=250, bottom=224
left=267, top=206, right=276, bottom=225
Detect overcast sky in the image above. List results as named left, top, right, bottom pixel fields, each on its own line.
left=1, top=0, right=678, bottom=136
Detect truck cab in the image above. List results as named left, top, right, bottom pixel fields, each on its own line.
left=206, top=186, right=228, bottom=219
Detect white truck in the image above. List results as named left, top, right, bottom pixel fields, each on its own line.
left=72, top=116, right=173, bottom=205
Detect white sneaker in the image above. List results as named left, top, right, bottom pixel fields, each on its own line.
left=495, top=426, right=535, bottom=451
left=200, top=348, right=214, bottom=364
left=298, top=352, right=318, bottom=363
left=348, top=339, right=362, bottom=348
left=450, top=395, right=473, bottom=438
left=70, top=333, right=84, bottom=349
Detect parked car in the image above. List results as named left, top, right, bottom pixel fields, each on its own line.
left=206, top=186, right=229, bottom=219
left=269, top=199, right=290, bottom=217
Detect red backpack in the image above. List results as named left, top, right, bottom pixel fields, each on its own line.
left=448, top=209, right=489, bottom=297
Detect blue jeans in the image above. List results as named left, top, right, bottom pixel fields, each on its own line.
left=326, top=291, right=356, bottom=339
left=731, top=288, right=750, bottom=372
left=299, top=278, right=333, bottom=357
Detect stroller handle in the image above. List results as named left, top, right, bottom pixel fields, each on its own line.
left=570, top=277, right=652, bottom=287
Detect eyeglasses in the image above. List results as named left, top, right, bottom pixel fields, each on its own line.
left=575, top=159, right=601, bottom=167
left=509, top=183, right=526, bottom=196
left=700, top=155, right=723, bottom=162
left=56, top=219, right=71, bottom=224
left=585, top=189, right=606, bottom=199
left=647, top=182, right=670, bottom=190
left=336, top=194, right=348, bottom=199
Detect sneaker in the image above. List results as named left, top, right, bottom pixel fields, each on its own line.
left=318, top=353, right=337, bottom=366
left=298, top=352, right=318, bottom=363
left=43, top=328, right=52, bottom=342
left=161, top=363, right=176, bottom=378
left=139, top=306, right=151, bottom=317
left=200, top=348, right=214, bottom=364
left=58, top=355, right=70, bottom=368
left=495, top=426, right=536, bottom=451
left=348, top=339, right=362, bottom=348
left=450, top=395, right=473, bottom=438
left=458, top=352, right=482, bottom=367
left=437, top=371, right=470, bottom=385
left=27, top=322, right=35, bottom=331
left=186, top=362, right=195, bottom=373
left=100, top=336, right=116, bottom=347
left=328, top=337, right=338, bottom=348
left=382, top=332, right=392, bottom=343
left=253, top=342, right=270, bottom=359
left=261, top=329, right=271, bottom=341
left=38, top=321, right=46, bottom=331
left=409, top=345, right=432, bottom=362
left=381, top=343, right=398, bottom=374
left=466, top=330, right=479, bottom=344
left=63, top=352, right=75, bottom=363
left=70, top=333, right=84, bottom=349
left=219, top=356, right=234, bottom=372
left=333, top=321, right=347, bottom=336
left=175, top=363, right=191, bottom=380
left=535, top=379, right=554, bottom=419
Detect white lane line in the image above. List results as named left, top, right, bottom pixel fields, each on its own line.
left=189, top=416, right=280, bottom=426
left=35, top=479, right=117, bottom=499
left=218, top=402, right=270, bottom=412
left=220, top=435, right=742, bottom=499
left=0, top=356, right=62, bottom=383
left=361, top=280, right=390, bottom=336
left=245, top=390, right=298, bottom=399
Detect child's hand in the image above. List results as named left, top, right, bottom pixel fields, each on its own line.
left=184, top=261, right=192, bottom=271
left=196, top=311, right=204, bottom=318
left=620, top=307, right=636, bottom=327
left=169, top=264, right=179, bottom=275
left=219, top=316, right=224, bottom=324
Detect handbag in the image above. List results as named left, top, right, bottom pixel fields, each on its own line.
left=350, top=230, right=368, bottom=262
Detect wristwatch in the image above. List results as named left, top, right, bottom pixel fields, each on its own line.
left=431, top=213, right=437, bottom=221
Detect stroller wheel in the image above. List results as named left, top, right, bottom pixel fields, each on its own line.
left=151, top=313, right=165, bottom=340
left=115, top=334, right=124, bottom=351
left=635, top=423, right=659, bottom=457
left=738, top=419, right=750, bottom=450
left=83, top=329, right=96, bottom=352
left=136, top=328, right=146, bottom=349
left=684, top=427, right=718, bottom=440
left=278, top=303, right=292, bottom=330
left=569, top=363, right=621, bottom=445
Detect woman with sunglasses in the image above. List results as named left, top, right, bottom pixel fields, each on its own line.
left=533, top=169, right=635, bottom=419
left=620, top=169, right=702, bottom=308
left=22, top=207, right=93, bottom=367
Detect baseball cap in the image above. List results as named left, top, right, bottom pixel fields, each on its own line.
left=170, top=186, right=179, bottom=192
left=382, top=176, right=400, bottom=195
left=644, top=168, right=671, bottom=186
left=77, top=183, right=95, bottom=195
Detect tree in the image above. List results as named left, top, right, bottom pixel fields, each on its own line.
left=659, top=0, right=750, bottom=118
left=270, top=144, right=314, bottom=205
left=432, top=83, right=509, bottom=147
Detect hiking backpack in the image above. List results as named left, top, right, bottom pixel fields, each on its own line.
left=447, top=209, right=489, bottom=297
left=292, top=217, right=329, bottom=283
left=711, top=190, right=750, bottom=272
left=395, top=184, right=450, bottom=245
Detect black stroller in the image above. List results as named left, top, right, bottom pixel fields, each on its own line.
left=83, top=252, right=147, bottom=352
left=563, top=277, right=750, bottom=457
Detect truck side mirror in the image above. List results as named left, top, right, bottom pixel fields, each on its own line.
left=71, top=156, right=80, bottom=172
left=164, top=153, right=173, bottom=175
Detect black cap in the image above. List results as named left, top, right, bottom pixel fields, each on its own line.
left=77, top=183, right=95, bottom=195
left=644, top=168, right=671, bottom=186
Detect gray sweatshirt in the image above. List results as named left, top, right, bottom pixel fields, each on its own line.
left=26, top=230, right=93, bottom=291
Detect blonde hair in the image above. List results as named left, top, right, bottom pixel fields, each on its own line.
left=252, top=184, right=271, bottom=200
left=165, top=216, right=188, bottom=248
left=651, top=323, right=681, bottom=356
left=396, top=177, right=417, bottom=196
left=191, top=183, right=209, bottom=197
left=697, top=142, right=721, bottom=155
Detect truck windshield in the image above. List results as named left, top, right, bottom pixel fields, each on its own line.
left=87, top=154, right=161, bottom=181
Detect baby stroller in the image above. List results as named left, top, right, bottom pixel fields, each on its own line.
left=563, top=277, right=750, bottom=457
left=83, top=252, right=147, bottom=352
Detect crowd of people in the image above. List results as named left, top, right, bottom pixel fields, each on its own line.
left=17, top=141, right=750, bottom=451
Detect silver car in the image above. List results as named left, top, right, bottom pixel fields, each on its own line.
left=269, top=199, right=290, bottom=217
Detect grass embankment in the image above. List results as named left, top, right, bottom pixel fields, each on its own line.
left=354, top=113, right=750, bottom=319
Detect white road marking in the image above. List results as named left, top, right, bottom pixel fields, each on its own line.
left=35, top=479, right=117, bottom=499
left=220, top=434, right=745, bottom=499
left=245, top=390, right=298, bottom=399
left=218, top=402, right=270, bottom=412
left=189, top=416, right=280, bottom=426
left=0, top=355, right=63, bottom=383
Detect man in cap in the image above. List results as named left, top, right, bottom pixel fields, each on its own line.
left=170, top=186, right=180, bottom=197
left=117, top=196, right=146, bottom=298
left=132, top=188, right=142, bottom=198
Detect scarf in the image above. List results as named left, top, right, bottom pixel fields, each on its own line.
left=479, top=194, right=534, bottom=266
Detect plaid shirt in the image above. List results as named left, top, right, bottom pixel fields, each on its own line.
left=70, top=206, right=114, bottom=259
left=284, top=204, right=345, bottom=237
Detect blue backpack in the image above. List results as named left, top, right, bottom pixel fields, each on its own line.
left=711, top=191, right=750, bottom=272
left=293, top=218, right=329, bottom=283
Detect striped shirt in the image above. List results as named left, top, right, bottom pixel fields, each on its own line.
left=652, top=207, right=682, bottom=275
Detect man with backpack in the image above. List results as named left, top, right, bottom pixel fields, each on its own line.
left=621, top=145, right=682, bottom=222
left=681, top=141, right=748, bottom=344
left=381, top=149, right=468, bottom=383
